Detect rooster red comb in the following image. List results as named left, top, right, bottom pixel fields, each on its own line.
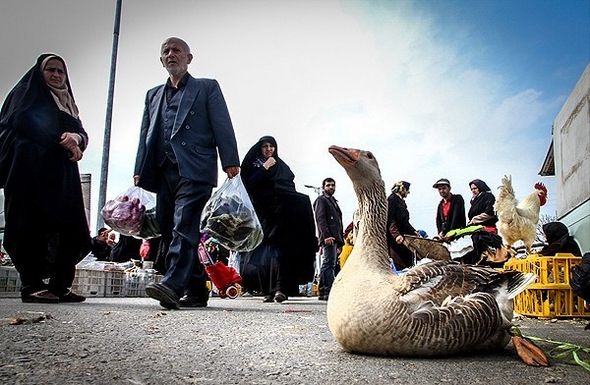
left=535, top=182, right=547, bottom=195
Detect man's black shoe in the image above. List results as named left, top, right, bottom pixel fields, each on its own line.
left=262, top=294, right=274, bottom=303
left=179, top=295, right=208, bottom=308
left=274, top=291, right=287, bottom=303
left=318, top=294, right=329, bottom=301
left=145, top=282, right=179, bottom=309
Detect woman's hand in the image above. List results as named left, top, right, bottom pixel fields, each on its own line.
left=59, top=132, right=81, bottom=151
left=60, top=132, right=83, bottom=161
left=263, top=157, right=276, bottom=170
left=68, top=146, right=83, bottom=162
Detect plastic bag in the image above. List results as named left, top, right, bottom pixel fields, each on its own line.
left=200, top=176, right=263, bottom=252
left=136, top=207, right=160, bottom=239
left=101, top=186, right=156, bottom=237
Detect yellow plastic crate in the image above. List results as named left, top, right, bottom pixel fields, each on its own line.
left=514, top=288, right=590, bottom=318
left=504, top=253, right=589, bottom=318
left=504, top=253, right=581, bottom=289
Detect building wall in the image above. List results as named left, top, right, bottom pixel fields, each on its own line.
left=553, top=64, right=590, bottom=252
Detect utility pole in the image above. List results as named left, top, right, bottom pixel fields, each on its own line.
left=96, top=0, right=122, bottom=232
left=304, top=184, right=322, bottom=196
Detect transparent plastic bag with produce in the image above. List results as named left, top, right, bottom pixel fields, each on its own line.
left=200, top=175, right=263, bottom=252
left=101, top=186, right=156, bottom=237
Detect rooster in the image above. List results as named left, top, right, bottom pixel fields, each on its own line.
left=495, top=175, right=548, bottom=253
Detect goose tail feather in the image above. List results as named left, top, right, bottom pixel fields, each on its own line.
left=506, top=272, right=536, bottom=299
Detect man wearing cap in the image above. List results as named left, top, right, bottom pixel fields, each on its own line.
left=432, top=178, right=466, bottom=238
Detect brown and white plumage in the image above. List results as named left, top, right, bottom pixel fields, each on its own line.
left=495, top=175, right=548, bottom=252
left=326, top=146, right=535, bottom=356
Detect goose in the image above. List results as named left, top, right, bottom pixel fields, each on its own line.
left=326, top=145, right=545, bottom=362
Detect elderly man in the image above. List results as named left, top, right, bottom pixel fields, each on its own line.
left=134, top=37, right=240, bottom=309
left=432, top=178, right=466, bottom=238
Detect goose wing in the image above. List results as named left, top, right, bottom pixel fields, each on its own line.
left=398, top=260, right=534, bottom=307
left=393, top=261, right=535, bottom=352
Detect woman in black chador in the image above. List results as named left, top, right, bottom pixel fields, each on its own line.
left=239, top=136, right=317, bottom=302
left=0, top=54, right=91, bottom=303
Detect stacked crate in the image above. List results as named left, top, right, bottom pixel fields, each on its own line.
left=504, top=253, right=589, bottom=318
left=123, top=271, right=163, bottom=297
left=71, top=268, right=108, bottom=297
left=0, top=266, right=21, bottom=297
left=105, top=270, right=126, bottom=297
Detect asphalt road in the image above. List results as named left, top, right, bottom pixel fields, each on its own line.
left=0, top=296, right=589, bottom=385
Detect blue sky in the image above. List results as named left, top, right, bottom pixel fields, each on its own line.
left=417, top=0, right=588, bottom=94
left=1, top=0, right=589, bottom=238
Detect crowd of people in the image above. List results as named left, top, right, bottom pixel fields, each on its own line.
left=0, top=37, right=583, bottom=307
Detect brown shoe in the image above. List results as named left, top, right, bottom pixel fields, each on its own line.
left=22, top=290, right=59, bottom=304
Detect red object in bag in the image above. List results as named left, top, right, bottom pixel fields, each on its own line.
left=205, top=262, right=242, bottom=299
left=139, top=239, right=151, bottom=259
left=198, top=238, right=242, bottom=299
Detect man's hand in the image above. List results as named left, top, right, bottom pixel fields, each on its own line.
left=97, top=229, right=112, bottom=243
left=133, top=175, right=140, bottom=186
left=324, top=237, right=335, bottom=246
left=395, top=235, right=404, bottom=244
left=225, top=166, right=240, bottom=178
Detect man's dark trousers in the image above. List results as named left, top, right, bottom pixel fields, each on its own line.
left=319, top=243, right=337, bottom=297
left=156, top=160, right=212, bottom=299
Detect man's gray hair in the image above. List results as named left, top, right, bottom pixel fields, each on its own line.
left=161, top=37, right=191, bottom=54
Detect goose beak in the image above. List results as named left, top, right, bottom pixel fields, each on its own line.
left=329, top=145, right=360, bottom=165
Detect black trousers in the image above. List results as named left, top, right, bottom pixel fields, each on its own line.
left=156, top=160, right=212, bottom=298
left=8, top=230, right=80, bottom=296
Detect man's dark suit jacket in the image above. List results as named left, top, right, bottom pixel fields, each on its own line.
left=134, top=75, right=239, bottom=192
left=313, top=193, right=344, bottom=246
left=436, top=194, right=466, bottom=235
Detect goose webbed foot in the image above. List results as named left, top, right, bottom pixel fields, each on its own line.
left=511, top=335, right=549, bottom=367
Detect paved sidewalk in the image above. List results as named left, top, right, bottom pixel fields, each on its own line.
left=0, top=296, right=588, bottom=385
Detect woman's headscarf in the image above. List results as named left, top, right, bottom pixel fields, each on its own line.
left=469, top=179, right=491, bottom=201
left=40, top=55, right=79, bottom=118
left=0, top=54, right=80, bottom=187
left=391, top=181, right=410, bottom=198
left=540, top=222, right=582, bottom=256
left=467, top=178, right=497, bottom=226
left=241, top=135, right=296, bottom=194
left=0, top=54, right=78, bottom=126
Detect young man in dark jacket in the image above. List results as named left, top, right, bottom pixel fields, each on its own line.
left=313, top=178, right=343, bottom=300
left=433, top=178, right=466, bottom=238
